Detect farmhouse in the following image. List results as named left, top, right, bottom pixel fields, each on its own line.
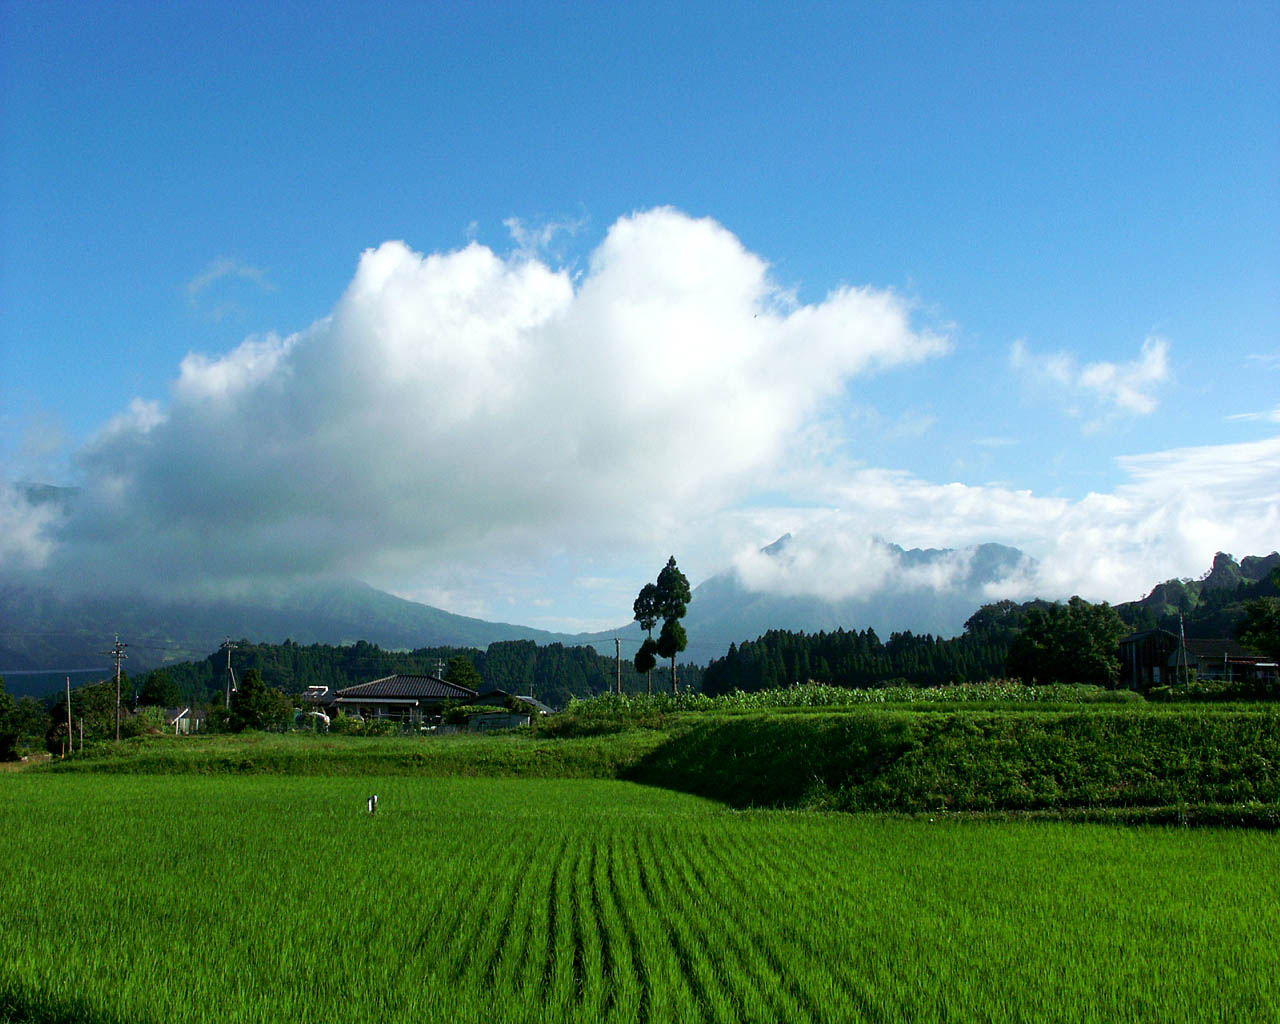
left=326, top=674, right=479, bottom=724
left=1183, top=637, right=1277, bottom=685
left=1120, top=629, right=1277, bottom=690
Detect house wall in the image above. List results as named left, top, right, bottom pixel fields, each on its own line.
left=1121, top=633, right=1179, bottom=691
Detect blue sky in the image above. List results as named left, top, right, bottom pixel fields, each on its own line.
left=2, top=2, right=1277, bottom=631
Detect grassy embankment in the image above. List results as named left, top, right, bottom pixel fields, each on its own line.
left=35, top=684, right=1280, bottom=824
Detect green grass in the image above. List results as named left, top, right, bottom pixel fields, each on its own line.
left=1, top=775, right=1275, bottom=1023
left=36, top=704, right=1280, bottom=823
left=40, top=728, right=669, bottom=778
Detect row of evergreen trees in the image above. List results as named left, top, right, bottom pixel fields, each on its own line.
left=701, top=624, right=1013, bottom=695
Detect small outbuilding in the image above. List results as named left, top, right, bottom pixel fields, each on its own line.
left=472, top=689, right=555, bottom=716
left=1120, top=630, right=1278, bottom=691
left=1119, top=630, right=1181, bottom=690
left=302, top=686, right=339, bottom=713
left=163, top=707, right=205, bottom=735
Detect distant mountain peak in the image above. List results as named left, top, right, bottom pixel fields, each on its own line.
left=761, top=534, right=792, bottom=556
left=1202, top=552, right=1243, bottom=590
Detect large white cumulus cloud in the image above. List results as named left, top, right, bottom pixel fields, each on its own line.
left=25, top=208, right=949, bottom=591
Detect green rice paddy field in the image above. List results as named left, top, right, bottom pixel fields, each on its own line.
left=1, top=774, right=1276, bottom=1023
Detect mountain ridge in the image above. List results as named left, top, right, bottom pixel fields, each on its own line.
left=5, top=546, right=1275, bottom=681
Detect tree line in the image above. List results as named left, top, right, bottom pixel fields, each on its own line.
left=700, top=581, right=1280, bottom=695
left=140, top=637, right=706, bottom=712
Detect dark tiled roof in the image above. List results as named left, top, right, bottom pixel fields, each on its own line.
left=1184, top=638, right=1262, bottom=661
left=1121, top=629, right=1178, bottom=643
left=335, top=674, right=478, bottom=700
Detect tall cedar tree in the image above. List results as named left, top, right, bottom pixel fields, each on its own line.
left=653, top=557, right=692, bottom=692
left=632, top=582, right=660, bottom=694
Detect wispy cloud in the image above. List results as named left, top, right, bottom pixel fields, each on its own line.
left=503, top=213, right=588, bottom=262
left=1227, top=407, right=1280, bottom=424
left=184, top=259, right=276, bottom=304
left=1011, top=335, right=1171, bottom=430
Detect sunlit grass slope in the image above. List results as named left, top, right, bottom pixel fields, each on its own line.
left=625, top=709, right=1280, bottom=816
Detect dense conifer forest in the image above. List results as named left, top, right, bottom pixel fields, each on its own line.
left=700, top=602, right=1033, bottom=695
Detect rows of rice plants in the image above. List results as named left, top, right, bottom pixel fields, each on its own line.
left=2, top=775, right=1275, bottom=1023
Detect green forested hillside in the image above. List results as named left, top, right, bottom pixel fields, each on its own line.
left=1115, top=552, right=1279, bottom=637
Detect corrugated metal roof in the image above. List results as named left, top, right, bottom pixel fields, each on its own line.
left=335, top=674, right=478, bottom=700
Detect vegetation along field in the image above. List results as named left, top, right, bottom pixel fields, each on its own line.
left=2, top=773, right=1278, bottom=1024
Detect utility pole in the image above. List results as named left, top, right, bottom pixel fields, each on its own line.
left=66, top=677, right=73, bottom=754
left=615, top=638, right=622, bottom=695
left=221, top=638, right=238, bottom=710
left=104, top=637, right=128, bottom=741
left=1178, top=615, right=1190, bottom=692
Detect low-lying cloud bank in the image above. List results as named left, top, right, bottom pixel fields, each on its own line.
left=727, top=435, right=1280, bottom=607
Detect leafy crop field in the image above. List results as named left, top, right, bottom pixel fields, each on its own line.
left=2, top=775, right=1275, bottom=1023
left=566, top=681, right=1147, bottom=715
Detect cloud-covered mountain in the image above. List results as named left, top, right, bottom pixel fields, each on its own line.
left=3, top=207, right=1278, bottom=632
left=1, top=533, right=1033, bottom=677
left=689, top=536, right=1031, bottom=656
left=580, top=535, right=1036, bottom=664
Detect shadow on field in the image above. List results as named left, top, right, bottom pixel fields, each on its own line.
left=623, top=715, right=918, bottom=809
left=0, top=988, right=137, bottom=1024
